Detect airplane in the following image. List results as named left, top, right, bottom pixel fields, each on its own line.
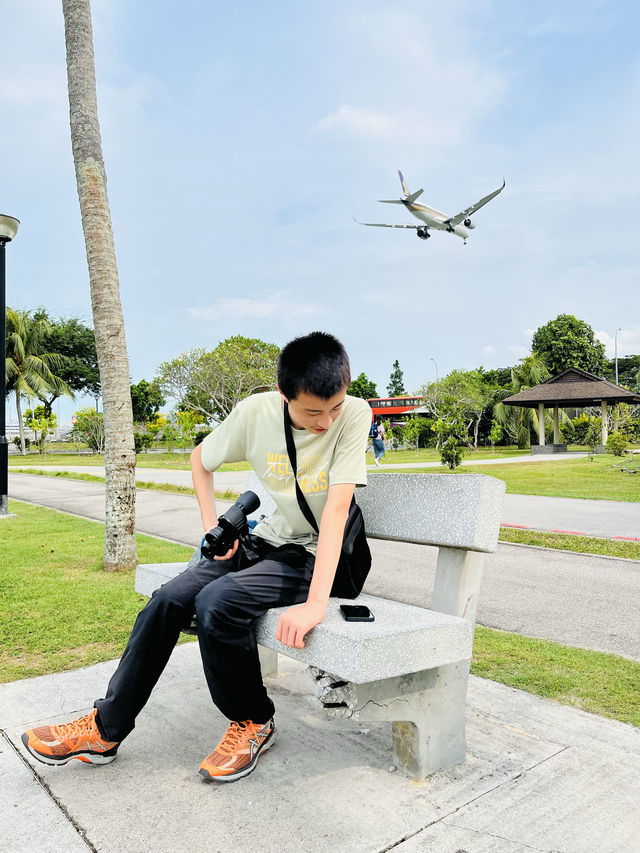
left=355, top=171, right=505, bottom=244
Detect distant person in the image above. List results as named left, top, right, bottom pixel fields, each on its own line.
left=22, top=332, right=371, bottom=783
left=370, top=420, right=386, bottom=466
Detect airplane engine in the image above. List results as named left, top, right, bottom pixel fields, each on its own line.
left=463, top=218, right=476, bottom=229
left=417, top=227, right=430, bottom=240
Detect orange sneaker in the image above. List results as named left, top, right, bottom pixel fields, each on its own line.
left=21, top=708, right=119, bottom=767
left=199, top=719, right=276, bottom=782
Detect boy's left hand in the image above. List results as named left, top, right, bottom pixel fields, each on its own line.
left=275, top=602, right=326, bottom=649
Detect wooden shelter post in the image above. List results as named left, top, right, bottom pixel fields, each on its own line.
left=538, top=403, right=545, bottom=446
left=553, top=407, right=560, bottom=444
left=600, top=401, right=608, bottom=445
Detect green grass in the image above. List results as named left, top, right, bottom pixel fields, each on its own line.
left=499, top=527, right=640, bottom=560
left=0, top=501, right=194, bottom=683
left=472, top=626, right=640, bottom=726
left=379, top=454, right=640, bottom=502
left=11, top=468, right=238, bottom=501
left=9, top=451, right=251, bottom=472
left=2, top=501, right=639, bottom=727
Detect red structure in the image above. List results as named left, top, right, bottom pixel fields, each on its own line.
left=367, top=396, right=423, bottom=421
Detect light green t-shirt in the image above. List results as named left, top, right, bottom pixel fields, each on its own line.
left=200, top=391, right=372, bottom=553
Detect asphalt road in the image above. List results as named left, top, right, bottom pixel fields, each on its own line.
left=8, top=472, right=640, bottom=661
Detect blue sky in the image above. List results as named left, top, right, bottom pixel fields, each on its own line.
left=3, top=0, right=639, bottom=424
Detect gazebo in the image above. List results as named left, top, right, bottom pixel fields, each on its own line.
left=502, top=367, right=640, bottom=452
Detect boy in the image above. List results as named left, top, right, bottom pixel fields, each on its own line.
left=22, top=332, right=371, bottom=782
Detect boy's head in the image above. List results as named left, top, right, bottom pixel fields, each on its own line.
left=277, top=331, right=351, bottom=401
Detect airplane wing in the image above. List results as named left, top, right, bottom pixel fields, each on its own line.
left=353, top=218, right=420, bottom=229
left=445, top=179, right=505, bottom=227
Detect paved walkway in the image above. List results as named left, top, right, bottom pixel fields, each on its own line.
left=8, top=473, right=640, bottom=661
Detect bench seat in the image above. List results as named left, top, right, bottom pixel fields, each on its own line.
left=135, top=562, right=472, bottom=684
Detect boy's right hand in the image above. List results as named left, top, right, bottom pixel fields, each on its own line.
left=213, top=539, right=239, bottom=561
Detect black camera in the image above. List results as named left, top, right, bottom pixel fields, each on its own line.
left=201, top=490, right=261, bottom=559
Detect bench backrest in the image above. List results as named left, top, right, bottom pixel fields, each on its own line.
left=245, top=471, right=505, bottom=554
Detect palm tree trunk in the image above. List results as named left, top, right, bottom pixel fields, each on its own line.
left=62, top=0, right=137, bottom=571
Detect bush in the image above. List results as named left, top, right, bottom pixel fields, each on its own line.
left=439, top=435, right=464, bottom=470
left=13, top=436, right=31, bottom=450
left=585, top=423, right=602, bottom=453
left=606, top=433, right=629, bottom=456
left=133, top=432, right=153, bottom=453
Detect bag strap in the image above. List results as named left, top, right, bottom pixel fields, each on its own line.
left=283, top=402, right=319, bottom=534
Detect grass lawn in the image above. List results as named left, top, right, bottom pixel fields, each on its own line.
left=0, top=502, right=195, bottom=682
left=379, top=454, right=640, bottom=502
left=9, top=451, right=251, bottom=472
left=2, top=502, right=638, bottom=727
left=498, top=527, right=640, bottom=560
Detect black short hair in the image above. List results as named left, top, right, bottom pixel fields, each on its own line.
left=277, top=331, right=351, bottom=400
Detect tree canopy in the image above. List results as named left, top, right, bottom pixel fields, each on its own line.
left=130, top=378, right=165, bottom=424
left=33, top=310, right=100, bottom=415
left=157, top=335, right=279, bottom=421
left=531, top=314, right=606, bottom=377
left=387, top=359, right=406, bottom=396
left=348, top=372, right=378, bottom=400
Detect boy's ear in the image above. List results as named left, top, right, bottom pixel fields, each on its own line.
left=276, top=385, right=289, bottom=403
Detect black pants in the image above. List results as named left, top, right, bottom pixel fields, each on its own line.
left=94, top=535, right=315, bottom=743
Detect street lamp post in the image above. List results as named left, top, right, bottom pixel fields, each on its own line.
left=430, top=357, right=439, bottom=382
left=0, top=214, right=20, bottom=516
left=614, top=327, right=622, bottom=386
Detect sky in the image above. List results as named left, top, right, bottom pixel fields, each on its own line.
left=2, top=0, right=639, bottom=425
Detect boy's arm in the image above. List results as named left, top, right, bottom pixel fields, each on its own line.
left=275, top=482, right=354, bottom=649
left=190, top=443, right=238, bottom=559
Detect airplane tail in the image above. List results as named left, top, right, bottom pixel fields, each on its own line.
left=389, top=170, right=423, bottom=203
left=379, top=170, right=424, bottom=204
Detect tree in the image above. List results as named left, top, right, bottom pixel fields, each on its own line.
left=348, top=372, right=378, bottom=400
left=158, top=336, right=279, bottom=422
left=531, top=314, right=606, bottom=377
left=63, top=0, right=137, bottom=570
left=24, top=407, right=57, bottom=454
left=418, top=369, right=496, bottom=449
left=494, top=352, right=551, bottom=448
left=70, top=407, right=105, bottom=452
left=387, top=360, right=406, bottom=396
left=33, top=310, right=100, bottom=417
left=5, top=308, right=72, bottom=453
left=130, top=379, right=165, bottom=425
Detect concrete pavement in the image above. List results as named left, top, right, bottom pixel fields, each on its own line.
left=8, top=472, right=640, bottom=661
left=2, top=644, right=639, bottom=853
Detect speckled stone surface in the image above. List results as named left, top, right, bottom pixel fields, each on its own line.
left=245, top=471, right=504, bottom=554
left=135, top=563, right=472, bottom=684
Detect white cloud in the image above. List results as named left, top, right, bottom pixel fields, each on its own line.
left=311, top=105, right=393, bottom=139
left=595, top=327, right=640, bottom=358
left=186, top=290, right=321, bottom=322
left=482, top=345, right=496, bottom=354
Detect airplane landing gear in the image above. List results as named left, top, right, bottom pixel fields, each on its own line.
left=417, top=227, right=430, bottom=240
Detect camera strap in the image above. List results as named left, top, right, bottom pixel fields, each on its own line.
left=283, top=402, right=319, bottom=534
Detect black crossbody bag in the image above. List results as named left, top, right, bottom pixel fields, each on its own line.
left=283, top=403, right=372, bottom=599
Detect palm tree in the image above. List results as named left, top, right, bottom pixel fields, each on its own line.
left=62, top=0, right=137, bottom=571
left=5, top=309, right=72, bottom=453
left=494, top=352, right=551, bottom=448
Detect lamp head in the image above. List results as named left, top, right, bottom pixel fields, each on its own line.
left=0, top=214, right=20, bottom=244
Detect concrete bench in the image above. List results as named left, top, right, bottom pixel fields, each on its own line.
left=135, top=471, right=505, bottom=779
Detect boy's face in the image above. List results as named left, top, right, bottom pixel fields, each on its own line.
left=281, top=386, right=348, bottom=434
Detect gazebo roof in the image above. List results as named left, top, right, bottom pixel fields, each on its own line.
left=502, top=367, right=640, bottom=408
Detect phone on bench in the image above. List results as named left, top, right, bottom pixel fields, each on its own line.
left=339, top=604, right=375, bottom=622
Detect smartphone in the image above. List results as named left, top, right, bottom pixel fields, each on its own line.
left=340, top=604, right=375, bottom=622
